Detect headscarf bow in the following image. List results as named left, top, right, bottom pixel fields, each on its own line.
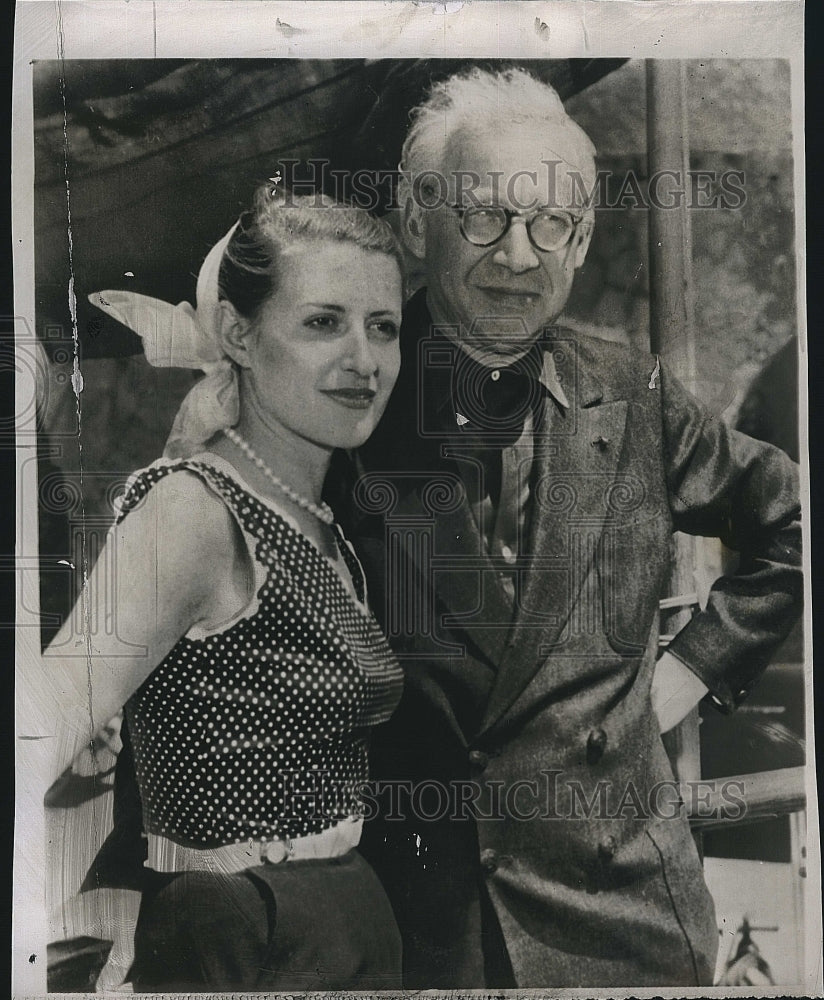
left=89, top=222, right=240, bottom=459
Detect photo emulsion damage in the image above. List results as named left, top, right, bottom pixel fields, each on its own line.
left=12, top=2, right=817, bottom=995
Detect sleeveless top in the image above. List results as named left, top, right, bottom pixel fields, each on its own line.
left=117, top=456, right=403, bottom=847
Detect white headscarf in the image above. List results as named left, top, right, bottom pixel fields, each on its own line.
left=89, top=222, right=240, bottom=459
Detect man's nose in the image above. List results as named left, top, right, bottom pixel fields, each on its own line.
left=492, top=218, right=540, bottom=273
left=344, top=327, right=379, bottom=377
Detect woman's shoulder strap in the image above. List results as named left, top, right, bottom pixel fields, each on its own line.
left=114, top=457, right=241, bottom=525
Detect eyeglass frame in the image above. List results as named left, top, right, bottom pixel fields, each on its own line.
left=448, top=203, right=587, bottom=253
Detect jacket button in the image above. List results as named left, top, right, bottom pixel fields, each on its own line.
left=480, top=848, right=498, bottom=874
left=469, top=749, right=489, bottom=769
left=586, top=727, right=608, bottom=764
left=598, top=835, right=618, bottom=861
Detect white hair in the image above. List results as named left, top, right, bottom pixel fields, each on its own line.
left=399, top=66, right=597, bottom=219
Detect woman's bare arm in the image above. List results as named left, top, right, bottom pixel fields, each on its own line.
left=21, top=470, right=244, bottom=788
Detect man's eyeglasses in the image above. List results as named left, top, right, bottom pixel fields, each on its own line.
left=450, top=205, right=583, bottom=253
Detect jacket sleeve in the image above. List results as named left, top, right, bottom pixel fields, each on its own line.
left=659, top=363, right=803, bottom=713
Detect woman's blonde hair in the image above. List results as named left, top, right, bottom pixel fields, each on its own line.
left=219, top=185, right=404, bottom=320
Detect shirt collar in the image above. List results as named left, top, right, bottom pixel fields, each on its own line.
left=538, top=348, right=570, bottom=410
left=438, top=328, right=571, bottom=418
left=423, top=289, right=569, bottom=413
left=442, top=348, right=569, bottom=431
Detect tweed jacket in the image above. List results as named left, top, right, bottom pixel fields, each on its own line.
left=352, top=291, right=802, bottom=989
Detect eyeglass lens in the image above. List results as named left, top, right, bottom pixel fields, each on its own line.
left=460, top=207, right=574, bottom=252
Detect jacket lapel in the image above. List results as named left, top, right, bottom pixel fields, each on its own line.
left=387, top=461, right=514, bottom=670
left=364, top=294, right=515, bottom=671
left=478, top=342, right=629, bottom=735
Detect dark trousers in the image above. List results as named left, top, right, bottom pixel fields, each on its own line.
left=131, top=850, right=402, bottom=992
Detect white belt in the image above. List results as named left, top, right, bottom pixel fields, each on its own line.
left=147, top=816, right=363, bottom=874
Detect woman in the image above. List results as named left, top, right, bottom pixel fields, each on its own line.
left=31, top=187, right=405, bottom=991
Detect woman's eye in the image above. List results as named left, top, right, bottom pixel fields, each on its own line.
left=305, top=314, right=338, bottom=332
left=370, top=320, right=399, bottom=340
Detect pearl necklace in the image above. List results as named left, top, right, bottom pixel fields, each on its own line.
left=224, top=427, right=335, bottom=525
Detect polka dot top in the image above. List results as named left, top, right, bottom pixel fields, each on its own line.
left=118, top=457, right=403, bottom=847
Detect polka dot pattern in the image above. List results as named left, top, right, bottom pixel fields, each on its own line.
left=118, top=459, right=403, bottom=847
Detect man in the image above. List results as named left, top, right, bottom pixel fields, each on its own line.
left=352, top=67, right=802, bottom=988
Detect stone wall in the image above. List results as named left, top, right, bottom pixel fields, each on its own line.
left=562, top=59, right=797, bottom=415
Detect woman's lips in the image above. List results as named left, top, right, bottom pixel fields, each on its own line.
left=321, top=388, right=377, bottom=410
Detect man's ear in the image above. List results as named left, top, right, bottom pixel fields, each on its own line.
left=401, top=196, right=427, bottom=261
left=573, top=219, right=594, bottom=269
left=218, top=300, right=255, bottom=368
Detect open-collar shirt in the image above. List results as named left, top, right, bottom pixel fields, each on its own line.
left=431, top=310, right=570, bottom=608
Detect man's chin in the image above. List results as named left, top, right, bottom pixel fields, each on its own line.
left=460, top=339, right=538, bottom=367
left=462, top=309, right=554, bottom=356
